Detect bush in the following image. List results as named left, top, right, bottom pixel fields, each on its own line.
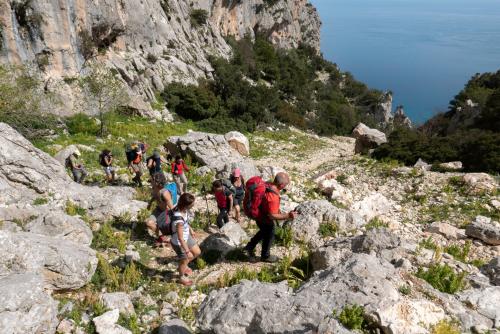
left=416, top=263, right=466, bottom=294
left=365, top=217, right=388, bottom=230
left=190, top=9, right=208, bottom=26
left=66, top=113, right=100, bottom=135
left=275, top=224, right=294, bottom=248
left=337, top=304, right=368, bottom=331
left=318, top=221, right=338, bottom=238
left=430, top=319, right=461, bottom=334
left=444, top=241, right=471, bottom=263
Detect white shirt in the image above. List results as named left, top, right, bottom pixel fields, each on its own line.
left=170, top=210, right=190, bottom=246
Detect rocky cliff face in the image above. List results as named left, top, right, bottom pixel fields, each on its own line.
left=0, top=0, right=320, bottom=118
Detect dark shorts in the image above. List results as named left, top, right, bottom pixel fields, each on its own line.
left=171, top=236, right=196, bottom=260
left=234, top=196, right=243, bottom=206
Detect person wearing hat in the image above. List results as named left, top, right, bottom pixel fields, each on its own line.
left=66, top=149, right=88, bottom=184
left=230, top=168, right=245, bottom=223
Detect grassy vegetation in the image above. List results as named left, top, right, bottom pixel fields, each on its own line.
left=275, top=224, right=294, bottom=248
left=336, top=304, right=370, bottom=332
left=444, top=241, right=471, bottom=263
left=365, top=217, right=389, bottom=230
left=92, top=222, right=130, bottom=253
left=429, top=319, right=461, bottom=334
left=32, top=197, right=49, bottom=205
left=419, top=237, right=438, bottom=251
left=318, top=221, right=338, bottom=238
left=416, top=263, right=466, bottom=294
left=91, top=255, right=143, bottom=292
left=65, top=200, right=88, bottom=217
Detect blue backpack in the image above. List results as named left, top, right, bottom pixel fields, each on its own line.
left=164, top=182, right=178, bottom=206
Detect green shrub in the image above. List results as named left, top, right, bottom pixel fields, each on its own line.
left=416, top=263, right=466, bottom=294
left=275, top=224, right=294, bottom=248
left=398, top=284, right=412, bottom=296
left=419, top=237, right=438, bottom=251
left=430, top=319, right=461, bottom=334
left=92, top=222, right=129, bottom=253
left=319, top=221, right=338, bottom=238
left=190, top=9, right=208, bottom=26
left=118, top=314, right=140, bottom=334
left=365, top=217, right=389, bottom=230
left=337, top=304, right=367, bottom=331
left=444, top=241, right=471, bottom=263
left=33, top=197, right=49, bottom=206
left=65, top=200, right=87, bottom=217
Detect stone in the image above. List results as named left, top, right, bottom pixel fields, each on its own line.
left=219, top=222, right=248, bottom=245
left=125, top=250, right=140, bottom=263
left=463, top=173, right=498, bottom=194
left=0, top=273, right=58, bottom=334
left=351, top=193, right=393, bottom=221
left=466, top=216, right=500, bottom=245
left=484, top=257, right=500, bottom=286
left=160, top=302, right=176, bottom=318
left=197, top=253, right=448, bottom=334
left=101, top=293, right=135, bottom=316
left=259, top=166, right=287, bottom=182
left=200, top=222, right=248, bottom=259
left=56, top=319, right=75, bottom=334
left=290, top=200, right=365, bottom=247
left=314, top=172, right=353, bottom=205
left=352, top=123, right=387, bottom=154
left=414, top=158, right=432, bottom=171
left=0, top=230, right=97, bottom=290
left=224, top=131, right=250, bottom=156
left=93, top=309, right=132, bottom=334
left=158, top=319, right=192, bottom=334
left=166, top=132, right=260, bottom=179
left=54, top=145, right=80, bottom=166
left=438, top=161, right=463, bottom=171
left=426, top=222, right=466, bottom=240
left=459, top=287, right=500, bottom=327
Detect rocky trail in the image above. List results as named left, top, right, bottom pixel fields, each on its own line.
left=1, top=122, right=499, bottom=334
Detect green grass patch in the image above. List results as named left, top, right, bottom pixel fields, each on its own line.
left=275, top=224, right=294, bottom=248
left=444, top=241, right=471, bottom=263
left=336, top=304, right=369, bottom=332
left=416, top=263, right=466, bottom=294
left=65, top=200, right=87, bottom=217
left=429, top=319, right=461, bottom=334
left=365, top=217, right=389, bottom=230
left=32, top=197, right=49, bottom=206
left=318, top=221, right=338, bottom=238
left=92, top=222, right=130, bottom=253
left=419, top=237, right=438, bottom=251
left=91, top=255, right=143, bottom=292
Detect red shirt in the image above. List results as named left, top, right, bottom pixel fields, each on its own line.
left=171, top=160, right=189, bottom=175
left=260, top=184, right=280, bottom=221
left=215, top=189, right=231, bottom=208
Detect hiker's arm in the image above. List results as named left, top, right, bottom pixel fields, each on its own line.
left=183, top=161, right=190, bottom=171
left=177, top=224, right=191, bottom=256
left=163, top=192, right=175, bottom=210
left=171, top=163, right=175, bottom=174
left=228, top=194, right=233, bottom=212
left=268, top=211, right=297, bottom=221
left=189, top=226, right=196, bottom=239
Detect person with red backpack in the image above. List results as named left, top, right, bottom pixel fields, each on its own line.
left=171, top=155, right=189, bottom=194
left=243, top=172, right=297, bottom=263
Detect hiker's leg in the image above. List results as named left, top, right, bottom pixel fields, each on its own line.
left=189, top=244, right=201, bottom=260
left=216, top=209, right=225, bottom=228
left=174, top=175, right=182, bottom=195
left=234, top=204, right=241, bottom=222
left=181, top=173, right=188, bottom=193
left=72, top=170, right=79, bottom=183
left=179, top=258, right=190, bottom=276
left=223, top=208, right=229, bottom=225
left=245, top=223, right=264, bottom=252
left=80, top=168, right=88, bottom=183
left=260, top=221, right=275, bottom=259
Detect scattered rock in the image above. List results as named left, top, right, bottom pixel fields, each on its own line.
left=438, top=161, right=463, bottom=171
left=463, top=173, right=498, bottom=194
left=93, top=309, right=132, bottom=334
left=314, top=172, right=353, bottom=205
left=158, top=318, right=192, bottom=334
left=101, top=292, right=135, bottom=316
left=414, top=158, right=432, bottom=171
left=56, top=319, right=75, bottom=334
left=426, top=222, right=466, bottom=240
left=200, top=222, right=248, bottom=258
left=466, top=216, right=500, bottom=245
left=484, top=257, right=500, bottom=286
left=125, top=250, right=140, bottom=263
left=225, top=131, right=250, bottom=156
left=0, top=273, right=58, bottom=334
left=352, top=123, right=387, bottom=154
left=351, top=193, right=393, bottom=221
left=0, top=230, right=97, bottom=290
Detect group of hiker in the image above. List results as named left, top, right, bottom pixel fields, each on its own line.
left=65, top=142, right=298, bottom=286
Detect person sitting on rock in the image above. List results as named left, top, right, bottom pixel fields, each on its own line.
left=65, top=149, right=87, bottom=184
left=230, top=168, right=245, bottom=223
left=244, top=172, right=297, bottom=263
left=170, top=193, right=200, bottom=286
left=171, top=155, right=189, bottom=194
left=146, top=173, right=177, bottom=247
left=99, top=149, right=115, bottom=183
left=212, top=179, right=234, bottom=228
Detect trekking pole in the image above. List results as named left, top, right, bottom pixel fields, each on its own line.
left=201, top=184, right=211, bottom=230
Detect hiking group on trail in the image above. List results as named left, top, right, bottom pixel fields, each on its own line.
left=63, top=142, right=298, bottom=286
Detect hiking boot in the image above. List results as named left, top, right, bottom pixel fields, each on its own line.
left=261, top=255, right=279, bottom=263
left=244, top=247, right=257, bottom=262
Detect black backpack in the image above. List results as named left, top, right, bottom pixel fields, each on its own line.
left=220, top=179, right=236, bottom=195
left=99, top=150, right=111, bottom=167
left=126, top=149, right=138, bottom=164
left=159, top=210, right=184, bottom=236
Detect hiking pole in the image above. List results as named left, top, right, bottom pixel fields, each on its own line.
left=201, top=184, right=211, bottom=230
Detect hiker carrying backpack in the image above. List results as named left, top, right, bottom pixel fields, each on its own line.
left=212, top=179, right=234, bottom=228
left=243, top=176, right=278, bottom=220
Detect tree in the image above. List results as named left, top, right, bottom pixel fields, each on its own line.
left=78, top=62, right=129, bottom=137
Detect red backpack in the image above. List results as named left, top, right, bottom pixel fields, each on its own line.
left=243, top=176, right=278, bottom=220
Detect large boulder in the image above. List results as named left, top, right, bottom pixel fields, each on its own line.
left=197, top=253, right=448, bottom=334
left=438, top=161, right=463, bottom=171
left=462, top=173, right=498, bottom=194
left=166, top=131, right=260, bottom=179
left=224, top=131, right=249, bottom=156
left=200, top=222, right=248, bottom=258
left=0, top=230, right=97, bottom=290
left=0, top=123, right=146, bottom=219
left=0, top=273, right=58, bottom=334
left=290, top=200, right=365, bottom=247
left=351, top=193, right=394, bottom=222
left=158, top=319, right=192, bottom=334
left=92, top=309, right=132, bottom=334
left=101, top=292, right=135, bottom=316
left=352, top=123, right=387, bottom=154
left=484, top=257, right=500, bottom=286
left=459, top=287, right=500, bottom=328
left=466, top=216, right=500, bottom=245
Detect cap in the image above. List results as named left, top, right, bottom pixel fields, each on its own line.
left=232, top=168, right=241, bottom=177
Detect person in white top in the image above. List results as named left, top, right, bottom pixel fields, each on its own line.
left=170, top=193, right=200, bottom=286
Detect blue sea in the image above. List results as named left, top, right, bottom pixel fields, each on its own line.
left=310, top=0, right=500, bottom=124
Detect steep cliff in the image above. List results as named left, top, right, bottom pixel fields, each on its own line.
left=0, top=0, right=320, bottom=118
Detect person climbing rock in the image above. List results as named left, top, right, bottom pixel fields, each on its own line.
left=170, top=193, right=200, bottom=286
left=212, top=179, right=234, bottom=228
left=244, top=172, right=297, bottom=263
left=99, top=149, right=115, bottom=183
left=230, top=168, right=245, bottom=223
left=145, top=173, right=178, bottom=247
left=65, top=149, right=88, bottom=184
left=171, top=155, right=189, bottom=194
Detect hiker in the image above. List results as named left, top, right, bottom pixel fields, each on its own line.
left=171, top=155, right=189, bottom=195
left=66, top=149, right=87, bottom=184
left=127, top=144, right=143, bottom=187
left=145, top=173, right=178, bottom=247
left=146, top=149, right=168, bottom=180
left=170, top=193, right=200, bottom=286
left=99, top=149, right=115, bottom=183
left=230, top=168, right=245, bottom=223
left=212, top=179, right=234, bottom=228
left=244, top=172, right=297, bottom=263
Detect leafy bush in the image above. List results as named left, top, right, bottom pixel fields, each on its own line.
left=318, top=221, right=338, bottom=238
left=190, top=9, right=208, bottom=26
left=65, top=200, right=87, bottom=217
left=275, top=224, right=294, bottom=248
left=33, top=197, right=49, bottom=206
left=419, top=237, right=438, bottom=251
left=337, top=304, right=367, bottom=331
left=416, top=263, right=466, bottom=294
left=66, top=113, right=100, bottom=135
left=365, top=217, right=388, bottom=230
left=92, top=222, right=129, bottom=253
left=444, top=241, right=471, bottom=263
left=430, top=319, right=461, bottom=334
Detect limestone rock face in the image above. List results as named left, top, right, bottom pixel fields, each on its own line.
left=197, top=253, right=448, bottom=334
left=351, top=192, right=394, bottom=221
left=466, top=216, right=500, bottom=246
left=459, top=287, right=500, bottom=328
left=166, top=131, right=260, bottom=179
left=0, top=230, right=97, bottom=290
left=224, top=131, right=250, bottom=156
left=484, top=257, right=500, bottom=286
left=0, top=273, right=58, bottom=334
left=352, top=123, right=387, bottom=154
left=0, top=0, right=320, bottom=117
